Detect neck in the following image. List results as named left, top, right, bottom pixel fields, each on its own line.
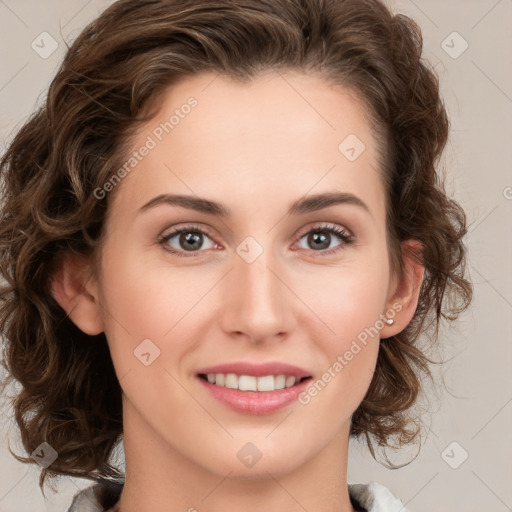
left=117, top=398, right=357, bottom=512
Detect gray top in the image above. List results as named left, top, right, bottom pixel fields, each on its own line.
left=67, top=480, right=409, bottom=512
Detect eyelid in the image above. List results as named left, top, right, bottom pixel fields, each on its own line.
left=292, top=222, right=355, bottom=257
left=160, top=221, right=353, bottom=241
left=294, top=222, right=353, bottom=240
left=163, top=222, right=215, bottom=238
left=157, top=223, right=217, bottom=251
left=158, top=221, right=354, bottom=257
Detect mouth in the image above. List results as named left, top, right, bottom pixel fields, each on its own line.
left=197, top=373, right=312, bottom=392
left=196, top=372, right=313, bottom=415
left=194, top=361, right=314, bottom=414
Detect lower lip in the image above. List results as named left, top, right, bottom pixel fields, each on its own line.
left=197, top=376, right=312, bottom=415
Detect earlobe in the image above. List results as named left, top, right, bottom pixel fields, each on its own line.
left=381, top=239, right=425, bottom=338
left=51, top=252, right=105, bottom=336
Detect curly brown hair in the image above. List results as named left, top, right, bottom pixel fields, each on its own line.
left=0, top=0, right=472, bottom=491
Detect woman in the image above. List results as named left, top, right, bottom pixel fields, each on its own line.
left=0, top=0, right=472, bottom=510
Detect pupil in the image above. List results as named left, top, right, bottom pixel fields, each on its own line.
left=181, top=232, right=202, bottom=251
left=178, top=230, right=331, bottom=252
left=310, top=231, right=329, bottom=250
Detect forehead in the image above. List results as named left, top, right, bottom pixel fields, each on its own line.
left=107, top=70, right=385, bottom=224
left=152, top=69, right=375, bottom=156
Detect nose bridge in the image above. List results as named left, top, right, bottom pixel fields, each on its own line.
left=221, top=239, right=293, bottom=341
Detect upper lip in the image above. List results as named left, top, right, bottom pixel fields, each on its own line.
left=196, top=361, right=311, bottom=379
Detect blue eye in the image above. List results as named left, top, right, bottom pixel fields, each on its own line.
left=158, top=223, right=354, bottom=258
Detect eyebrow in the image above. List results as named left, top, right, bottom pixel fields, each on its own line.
left=139, top=191, right=370, bottom=217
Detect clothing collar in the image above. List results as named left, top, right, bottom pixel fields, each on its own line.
left=67, top=479, right=408, bottom=512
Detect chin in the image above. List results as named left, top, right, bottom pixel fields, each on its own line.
left=186, top=437, right=308, bottom=479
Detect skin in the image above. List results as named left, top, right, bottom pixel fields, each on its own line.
left=53, top=70, right=424, bottom=512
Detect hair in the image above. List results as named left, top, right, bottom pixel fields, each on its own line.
left=0, top=0, right=472, bottom=491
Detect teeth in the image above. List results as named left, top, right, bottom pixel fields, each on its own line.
left=225, top=373, right=238, bottom=389
left=204, top=373, right=300, bottom=391
left=238, top=375, right=257, bottom=391
left=257, top=375, right=274, bottom=391
left=274, top=375, right=286, bottom=389
left=286, top=376, right=297, bottom=388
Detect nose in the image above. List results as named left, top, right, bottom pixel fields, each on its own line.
left=220, top=243, right=295, bottom=345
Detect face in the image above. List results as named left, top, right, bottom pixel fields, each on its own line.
left=91, top=70, right=401, bottom=479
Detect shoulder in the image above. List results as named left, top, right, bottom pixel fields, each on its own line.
left=67, top=480, right=123, bottom=512
left=348, top=482, right=408, bottom=512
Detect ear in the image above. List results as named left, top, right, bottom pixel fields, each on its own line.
left=51, top=252, right=105, bottom=335
left=380, top=239, right=425, bottom=339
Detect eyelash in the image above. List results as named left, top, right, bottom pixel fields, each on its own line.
left=157, top=223, right=355, bottom=258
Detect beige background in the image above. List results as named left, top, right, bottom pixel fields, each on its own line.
left=0, top=0, right=511, bottom=510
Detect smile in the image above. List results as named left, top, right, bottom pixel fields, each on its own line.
left=198, top=373, right=311, bottom=392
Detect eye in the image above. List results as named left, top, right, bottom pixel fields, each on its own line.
left=294, top=223, right=355, bottom=256
left=158, top=222, right=355, bottom=258
left=158, top=224, right=217, bottom=257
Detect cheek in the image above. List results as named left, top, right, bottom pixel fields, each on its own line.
left=100, top=241, right=176, bottom=331
left=298, top=262, right=387, bottom=405
left=304, top=261, right=389, bottom=341
left=97, top=247, right=212, bottom=370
